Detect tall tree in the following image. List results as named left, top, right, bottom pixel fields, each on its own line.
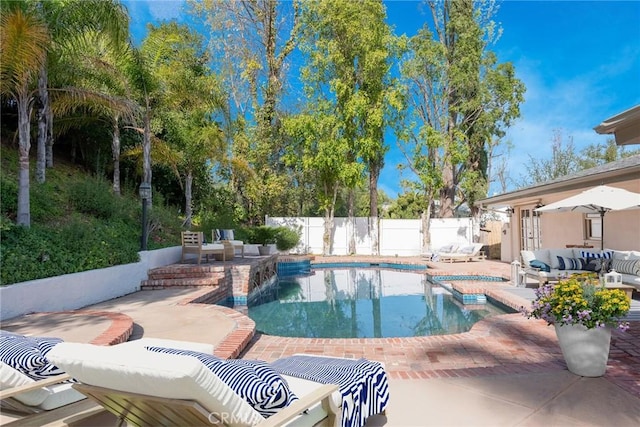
left=297, top=0, right=401, bottom=254
left=398, top=0, right=523, bottom=250
left=145, top=22, right=226, bottom=228
left=30, top=0, right=128, bottom=183
left=191, top=0, right=299, bottom=224
left=0, top=5, right=49, bottom=226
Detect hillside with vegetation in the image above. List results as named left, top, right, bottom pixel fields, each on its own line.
left=0, top=144, right=182, bottom=285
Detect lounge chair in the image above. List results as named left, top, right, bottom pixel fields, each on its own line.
left=438, top=243, right=485, bottom=263
left=47, top=342, right=388, bottom=427
left=0, top=331, right=104, bottom=426
left=181, top=231, right=226, bottom=264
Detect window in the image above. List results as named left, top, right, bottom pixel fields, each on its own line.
left=520, top=208, right=542, bottom=251
left=584, top=213, right=602, bottom=240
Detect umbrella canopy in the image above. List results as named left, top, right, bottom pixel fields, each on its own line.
left=535, top=185, right=640, bottom=250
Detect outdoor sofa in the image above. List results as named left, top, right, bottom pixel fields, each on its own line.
left=520, top=248, right=640, bottom=290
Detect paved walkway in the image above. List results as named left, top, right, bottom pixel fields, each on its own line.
left=2, top=257, right=640, bottom=426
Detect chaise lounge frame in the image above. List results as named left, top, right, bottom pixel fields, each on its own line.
left=0, top=374, right=105, bottom=427
left=73, top=382, right=340, bottom=427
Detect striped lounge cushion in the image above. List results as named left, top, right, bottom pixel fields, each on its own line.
left=146, top=347, right=297, bottom=417
left=0, top=331, right=64, bottom=380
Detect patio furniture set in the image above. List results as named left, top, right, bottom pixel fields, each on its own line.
left=181, top=230, right=245, bottom=264
left=520, top=247, right=640, bottom=296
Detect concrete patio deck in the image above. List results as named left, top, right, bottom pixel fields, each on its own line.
left=2, top=257, right=639, bottom=426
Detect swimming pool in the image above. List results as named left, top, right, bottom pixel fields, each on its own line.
left=248, top=267, right=510, bottom=338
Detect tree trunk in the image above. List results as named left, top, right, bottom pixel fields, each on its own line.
left=323, top=207, right=334, bottom=256
left=421, top=207, right=432, bottom=253
left=111, top=116, right=121, bottom=195
left=45, top=98, right=54, bottom=168
left=142, top=99, right=152, bottom=200
left=440, top=159, right=455, bottom=217
left=347, top=188, right=355, bottom=255
left=17, top=97, right=32, bottom=227
left=184, top=170, right=193, bottom=229
left=369, top=166, right=380, bottom=255
left=36, top=66, right=47, bottom=183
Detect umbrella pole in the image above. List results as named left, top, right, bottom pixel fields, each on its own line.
left=600, top=210, right=605, bottom=251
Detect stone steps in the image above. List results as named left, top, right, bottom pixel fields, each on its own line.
left=140, top=277, right=223, bottom=289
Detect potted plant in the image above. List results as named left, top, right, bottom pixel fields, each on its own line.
left=249, top=226, right=277, bottom=255
left=523, top=273, right=630, bottom=377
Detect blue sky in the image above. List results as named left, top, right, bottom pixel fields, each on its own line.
left=122, top=0, right=640, bottom=198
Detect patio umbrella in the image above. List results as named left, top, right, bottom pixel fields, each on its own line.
left=534, top=185, right=640, bottom=250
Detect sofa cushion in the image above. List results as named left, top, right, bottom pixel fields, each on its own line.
left=580, top=250, right=613, bottom=260
left=557, top=256, right=587, bottom=271
left=529, top=260, right=551, bottom=272
left=611, top=259, right=640, bottom=276
left=548, top=249, right=577, bottom=269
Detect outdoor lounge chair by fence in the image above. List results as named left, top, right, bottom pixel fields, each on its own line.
left=181, top=231, right=226, bottom=264
left=47, top=342, right=389, bottom=427
left=437, top=243, right=485, bottom=263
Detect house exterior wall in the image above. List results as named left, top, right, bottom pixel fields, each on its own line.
left=505, top=178, right=640, bottom=262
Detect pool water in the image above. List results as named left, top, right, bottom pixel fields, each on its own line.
left=248, top=267, right=509, bottom=338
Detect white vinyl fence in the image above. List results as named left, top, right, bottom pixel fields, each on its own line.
left=266, top=216, right=474, bottom=256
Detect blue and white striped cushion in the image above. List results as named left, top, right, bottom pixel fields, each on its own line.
left=145, top=347, right=297, bottom=417
left=556, top=256, right=587, bottom=271
left=580, top=250, right=613, bottom=260
left=271, top=355, right=389, bottom=427
left=0, top=331, right=64, bottom=380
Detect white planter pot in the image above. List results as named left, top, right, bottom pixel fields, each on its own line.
left=554, top=324, right=612, bottom=377
left=258, top=245, right=272, bottom=256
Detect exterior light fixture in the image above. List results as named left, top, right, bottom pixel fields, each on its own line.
left=139, top=182, right=152, bottom=251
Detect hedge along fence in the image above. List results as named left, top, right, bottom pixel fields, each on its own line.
left=0, top=247, right=182, bottom=321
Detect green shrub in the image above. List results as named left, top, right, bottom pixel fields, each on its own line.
left=68, top=178, right=120, bottom=219
left=274, top=226, right=300, bottom=251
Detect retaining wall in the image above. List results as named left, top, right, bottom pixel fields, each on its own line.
left=0, top=246, right=182, bottom=321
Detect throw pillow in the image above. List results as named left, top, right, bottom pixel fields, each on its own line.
left=459, top=245, right=475, bottom=254
left=224, top=229, right=235, bottom=241
left=438, top=245, right=454, bottom=253
left=529, top=259, right=551, bottom=272
left=556, top=256, right=587, bottom=271
left=611, top=259, right=640, bottom=276
left=580, top=250, right=613, bottom=260
left=146, top=347, right=297, bottom=417
left=0, top=331, right=64, bottom=380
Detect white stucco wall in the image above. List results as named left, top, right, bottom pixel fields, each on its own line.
left=0, top=246, right=182, bottom=321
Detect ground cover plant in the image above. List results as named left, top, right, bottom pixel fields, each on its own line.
left=0, top=146, right=182, bottom=285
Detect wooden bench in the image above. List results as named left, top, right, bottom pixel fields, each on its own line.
left=180, top=231, right=226, bottom=264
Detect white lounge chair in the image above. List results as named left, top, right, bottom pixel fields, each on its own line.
left=438, top=243, right=485, bottom=263
left=47, top=342, right=388, bottom=427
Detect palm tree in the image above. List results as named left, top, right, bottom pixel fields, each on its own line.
left=1, top=6, right=49, bottom=226
left=33, top=0, right=129, bottom=183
